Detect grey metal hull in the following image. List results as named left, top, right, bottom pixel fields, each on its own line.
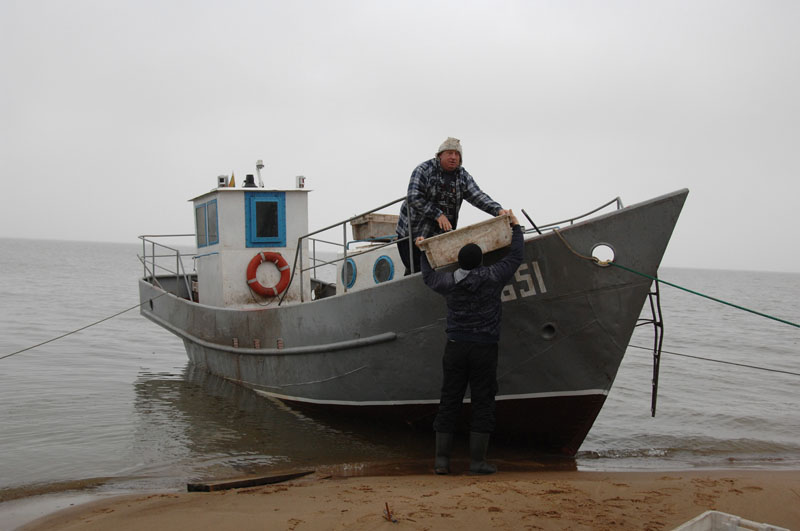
left=139, top=189, right=688, bottom=455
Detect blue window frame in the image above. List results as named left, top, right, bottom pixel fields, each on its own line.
left=195, top=204, right=207, bottom=247
left=342, top=258, right=357, bottom=289
left=206, top=200, right=219, bottom=245
left=195, top=199, right=219, bottom=248
left=245, top=192, right=286, bottom=247
left=373, top=255, right=395, bottom=283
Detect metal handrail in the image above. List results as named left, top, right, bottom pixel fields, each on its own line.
left=138, top=234, right=196, bottom=299
left=281, top=197, right=407, bottom=304
left=142, top=195, right=625, bottom=306
left=280, top=194, right=625, bottom=304
left=533, top=197, right=624, bottom=232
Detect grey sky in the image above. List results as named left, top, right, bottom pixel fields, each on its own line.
left=2, top=0, right=798, bottom=272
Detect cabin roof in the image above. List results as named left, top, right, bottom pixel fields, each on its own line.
left=189, top=187, right=311, bottom=202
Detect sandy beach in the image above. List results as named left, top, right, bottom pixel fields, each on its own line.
left=16, top=469, right=800, bottom=531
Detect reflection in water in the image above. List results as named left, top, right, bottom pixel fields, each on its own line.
left=131, top=364, right=574, bottom=487
left=132, top=364, right=422, bottom=485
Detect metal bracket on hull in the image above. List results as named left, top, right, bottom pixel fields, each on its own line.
left=636, top=276, right=664, bottom=416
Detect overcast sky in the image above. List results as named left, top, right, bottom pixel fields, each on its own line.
left=2, top=0, right=798, bottom=273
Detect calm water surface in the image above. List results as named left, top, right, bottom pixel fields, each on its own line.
left=1, top=238, right=798, bottom=524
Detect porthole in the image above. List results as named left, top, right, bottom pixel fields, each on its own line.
left=591, top=243, right=615, bottom=266
left=342, top=258, right=357, bottom=288
left=373, top=255, right=395, bottom=284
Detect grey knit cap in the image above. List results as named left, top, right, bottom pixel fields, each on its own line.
left=437, top=137, right=462, bottom=159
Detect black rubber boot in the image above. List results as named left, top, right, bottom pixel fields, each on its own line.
left=434, top=432, right=454, bottom=475
left=469, top=431, right=497, bottom=475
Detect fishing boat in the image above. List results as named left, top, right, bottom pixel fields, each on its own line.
left=138, top=166, right=688, bottom=456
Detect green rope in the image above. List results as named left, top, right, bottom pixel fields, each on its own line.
left=552, top=228, right=799, bottom=329
left=611, top=262, right=800, bottom=329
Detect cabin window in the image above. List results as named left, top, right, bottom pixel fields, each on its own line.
left=206, top=200, right=219, bottom=245
left=342, top=258, right=357, bottom=288
left=373, top=255, right=394, bottom=283
left=245, top=192, right=286, bottom=247
left=195, top=199, right=219, bottom=248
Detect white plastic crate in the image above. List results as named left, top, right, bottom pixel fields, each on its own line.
left=417, top=214, right=512, bottom=268
left=350, top=213, right=399, bottom=242
left=672, top=510, right=788, bottom=531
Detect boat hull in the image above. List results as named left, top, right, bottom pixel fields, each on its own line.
left=139, top=189, right=688, bottom=456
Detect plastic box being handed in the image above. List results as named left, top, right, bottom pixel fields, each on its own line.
left=350, top=213, right=399, bottom=242
left=417, top=214, right=512, bottom=268
left=672, top=510, right=788, bottom=531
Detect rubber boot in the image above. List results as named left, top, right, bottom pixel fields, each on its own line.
left=469, top=431, right=497, bottom=475
left=434, top=432, right=454, bottom=475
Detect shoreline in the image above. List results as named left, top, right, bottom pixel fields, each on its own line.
left=12, top=468, right=800, bottom=531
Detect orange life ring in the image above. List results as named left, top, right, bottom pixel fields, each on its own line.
left=246, top=252, right=291, bottom=297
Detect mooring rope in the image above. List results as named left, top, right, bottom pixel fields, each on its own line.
left=611, top=262, right=800, bottom=329
left=553, top=229, right=800, bottom=329
left=0, top=292, right=167, bottom=361
left=628, top=344, right=800, bottom=377
left=4, top=235, right=797, bottom=381
left=553, top=229, right=613, bottom=266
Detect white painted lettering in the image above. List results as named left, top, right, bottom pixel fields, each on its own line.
left=503, top=260, right=546, bottom=302
left=515, top=263, right=536, bottom=297
left=501, top=284, right=517, bottom=302
left=533, top=261, right=547, bottom=294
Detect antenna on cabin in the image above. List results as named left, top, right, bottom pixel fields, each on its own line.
left=255, top=160, right=265, bottom=188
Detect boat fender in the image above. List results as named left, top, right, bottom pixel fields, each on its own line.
left=246, top=252, right=291, bottom=297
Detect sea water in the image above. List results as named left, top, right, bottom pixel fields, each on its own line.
left=1, top=238, right=798, bottom=508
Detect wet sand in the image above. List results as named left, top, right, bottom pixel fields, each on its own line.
left=16, top=469, right=800, bottom=530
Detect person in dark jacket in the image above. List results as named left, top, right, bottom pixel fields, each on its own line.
left=416, top=211, right=524, bottom=475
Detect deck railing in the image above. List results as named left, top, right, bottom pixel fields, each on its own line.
left=136, top=195, right=625, bottom=306
left=533, top=197, right=624, bottom=232
left=137, top=234, right=196, bottom=299
left=280, top=195, right=625, bottom=305
left=282, top=197, right=407, bottom=304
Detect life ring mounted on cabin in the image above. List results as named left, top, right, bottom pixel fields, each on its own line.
left=246, top=252, right=291, bottom=297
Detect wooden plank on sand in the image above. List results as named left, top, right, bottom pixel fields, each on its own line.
left=187, top=470, right=315, bottom=492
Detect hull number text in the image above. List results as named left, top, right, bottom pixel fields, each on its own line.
left=501, top=260, right=546, bottom=302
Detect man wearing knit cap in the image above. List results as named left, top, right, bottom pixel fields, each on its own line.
left=396, top=137, right=507, bottom=275
left=416, top=210, right=524, bottom=475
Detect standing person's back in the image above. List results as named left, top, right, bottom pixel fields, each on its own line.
left=417, top=211, right=524, bottom=474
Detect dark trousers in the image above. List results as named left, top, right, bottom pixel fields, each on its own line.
left=396, top=238, right=422, bottom=275
left=433, top=340, right=499, bottom=434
